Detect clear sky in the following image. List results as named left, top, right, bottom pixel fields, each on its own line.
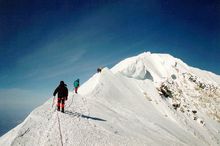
left=0, top=0, right=219, bottom=135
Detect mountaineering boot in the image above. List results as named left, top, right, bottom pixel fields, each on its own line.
left=61, top=108, right=64, bottom=113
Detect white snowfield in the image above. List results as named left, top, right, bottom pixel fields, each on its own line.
left=1, top=52, right=220, bottom=146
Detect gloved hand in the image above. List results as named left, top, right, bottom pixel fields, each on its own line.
left=65, top=97, right=68, bottom=101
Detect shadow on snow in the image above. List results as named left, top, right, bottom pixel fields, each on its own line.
left=65, top=110, right=106, bottom=122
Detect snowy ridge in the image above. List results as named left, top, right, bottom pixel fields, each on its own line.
left=0, top=52, right=220, bottom=146
left=111, top=52, right=219, bottom=85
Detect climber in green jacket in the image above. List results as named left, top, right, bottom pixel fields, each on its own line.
left=74, top=79, right=80, bottom=94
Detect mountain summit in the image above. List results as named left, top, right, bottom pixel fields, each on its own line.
left=1, top=52, right=220, bottom=146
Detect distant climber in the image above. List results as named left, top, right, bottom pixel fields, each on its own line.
left=53, top=81, right=68, bottom=113
left=97, top=67, right=102, bottom=73
left=74, top=79, right=80, bottom=94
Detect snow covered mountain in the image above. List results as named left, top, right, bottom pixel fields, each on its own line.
left=0, top=52, right=220, bottom=146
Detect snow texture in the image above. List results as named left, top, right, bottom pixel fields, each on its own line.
left=0, top=52, right=220, bottom=146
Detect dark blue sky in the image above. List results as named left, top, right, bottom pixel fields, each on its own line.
left=0, top=0, right=219, bottom=136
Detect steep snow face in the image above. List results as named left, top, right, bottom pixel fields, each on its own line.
left=1, top=52, right=220, bottom=146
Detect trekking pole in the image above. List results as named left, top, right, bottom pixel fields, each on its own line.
left=52, top=96, right=55, bottom=108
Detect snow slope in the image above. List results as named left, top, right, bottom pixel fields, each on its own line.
left=0, top=52, right=220, bottom=146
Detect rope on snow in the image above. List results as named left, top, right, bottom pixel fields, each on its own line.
left=56, top=112, right=64, bottom=146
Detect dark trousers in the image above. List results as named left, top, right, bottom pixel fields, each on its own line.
left=75, top=87, right=78, bottom=93
left=57, top=97, right=65, bottom=112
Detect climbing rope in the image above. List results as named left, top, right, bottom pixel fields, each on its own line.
left=56, top=112, right=64, bottom=146
left=52, top=94, right=75, bottom=146
left=65, top=94, right=74, bottom=109
left=52, top=94, right=74, bottom=112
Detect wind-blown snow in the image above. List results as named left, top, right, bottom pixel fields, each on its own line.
left=1, top=52, right=220, bottom=146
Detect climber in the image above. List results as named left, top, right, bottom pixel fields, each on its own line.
left=97, top=67, right=102, bottom=73
left=53, top=81, right=68, bottom=113
left=73, top=79, right=80, bottom=94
